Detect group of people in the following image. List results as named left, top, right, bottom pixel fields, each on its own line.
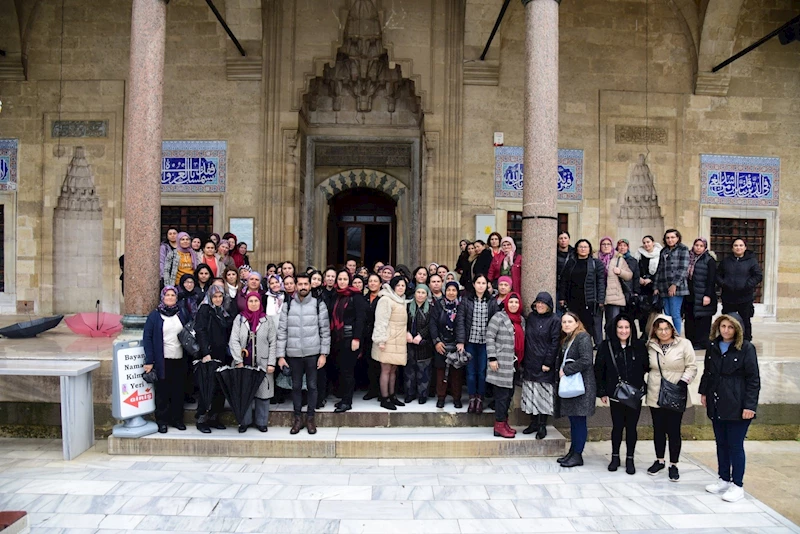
left=141, top=226, right=761, bottom=500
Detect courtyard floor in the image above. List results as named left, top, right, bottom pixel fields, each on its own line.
left=0, top=438, right=797, bottom=534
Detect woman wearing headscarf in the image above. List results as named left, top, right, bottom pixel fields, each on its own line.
left=264, top=274, right=285, bottom=331
left=330, top=269, right=367, bottom=413
left=209, top=233, right=221, bottom=246
left=231, top=242, right=250, bottom=268
left=220, top=268, right=240, bottom=323
left=193, top=285, right=232, bottom=432
left=486, top=292, right=525, bottom=439
left=495, top=276, right=513, bottom=310
left=488, top=237, right=523, bottom=295
left=558, top=239, right=606, bottom=347
left=637, top=235, right=663, bottom=333
left=229, top=292, right=277, bottom=433
left=159, top=228, right=178, bottom=285
left=685, top=238, right=717, bottom=349
left=176, top=273, right=200, bottom=323
left=427, top=263, right=439, bottom=276
left=654, top=229, right=690, bottom=336
left=373, top=277, right=409, bottom=410
left=522, top=292, right=560, bottom=438
left=190, top=236, right=203, bottom=263
left=405, top=283, right=434, bottom=404
left=700, top=313, right=760, bottom=502
left=597, top=237, right=615, bottom=278
left=237, top=271, right=265, bottom=313
left=143, top=287, right=186, bottom=434
left=430, top=281, right=464, bottom=408
left=164, top=232, right=199, bottom=288
left=362, top=273, right=384, bottom=402
left=216, top=240, right=236, bottom=274
left=595, top=313, right=649, bottom=474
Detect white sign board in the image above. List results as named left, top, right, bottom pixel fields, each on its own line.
left=229, top=217, right=254, bottom=250
left=111, top=340, right=155, bottom=420
left=474, top=214, right=496, bottom=243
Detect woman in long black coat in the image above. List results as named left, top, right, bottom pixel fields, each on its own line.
left=558, top=239, right=606, bottom=346
left=193, top=285, right=233, bottom=432
left=406, top=284, right=434, bottom=404
left=595, top=313, right=649, bottom=474
left=699, top=313, right=760, bottom=502
left=521, top=292, right=560, bottom=438
left=684, top=238, right=717, bottom=349
left=430, top=281, right=464, bottom=408
left=361, top=273, right=383, bottom=401
left=716, top=238, right=763, bottom=342
left=330, top=270, right=368, bottom=413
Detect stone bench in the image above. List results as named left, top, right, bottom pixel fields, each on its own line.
left=0, top=359, right=100, bottom=460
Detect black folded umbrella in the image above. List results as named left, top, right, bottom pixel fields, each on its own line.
left=215, top=365, right=267, bottom=426
left=193, top=359, right=223, bottom=415
left=0, top=315, right=64, bottom=339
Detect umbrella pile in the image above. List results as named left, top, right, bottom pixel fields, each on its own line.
left=215, top=365, right=266, bottom=426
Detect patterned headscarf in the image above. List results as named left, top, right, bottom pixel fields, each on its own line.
left=688, top=237, right=708, bottom=280
left=598, top=236, right=614, bottom=276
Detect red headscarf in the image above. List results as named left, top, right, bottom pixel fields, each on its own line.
left=506, top=292, right=525, bottom=366
left=240, top=291, right=266, bottom=332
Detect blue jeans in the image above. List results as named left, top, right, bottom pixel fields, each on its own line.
left=662, top=295, right=684, bottom=335
left=465, top=342, right=488, bottom=396
left=713, top=419, right=751, bottom=487
left=569, top=416, right=588, bottom=454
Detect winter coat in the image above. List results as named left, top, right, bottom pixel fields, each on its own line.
left=594, top=337, right=649, bottom=400
left=407, top=302, right=433, bottom=363
left=554, top=331, right=596, bottom=418
left=605, top=254, right=633, bottom=306
left=371, top=286, right=408, bottom=365
left=558, top=256, right=606, bottom=307
left=430, top=298, right=459, bottom=368
left=276, top=294, right=331, bottom=358
left=654, top=243, right=690, bottom=296
left=645, top=315, right=697, bottom=408
left=456, top=250, right=471, bottom=275
left=637, top=246, right=661, bottom=297
left=159, top=242, right=175, bottom=281
left=717, top=250, right=763, bottom=306
left=699, top=334, right=760, bottom=421
left=229, top=315, right=277, bottom=399
left=237, top=287, right=267, bottom=313
left=488, top=253, right=523, bottom=294
left=557, top=246, right=575, bottom=285
left=143, top=310, right=185, bottom=381
left=523, top=293, right=560, bottom=384
left=455, top=293, right=500, bottom=344
left=163, top=249, right=197, bottom=288
left=688, top=251, right=718, bottom=317
left=331, top=291, right=368, bottom=342
left=486, top=311, right=523, bottom=390
left=623, top=255, right=641, bottom=295
left=363, top=294, right=381, bottom=354
left=194, top=304, right=233, bottom=363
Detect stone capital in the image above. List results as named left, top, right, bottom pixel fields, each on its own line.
left=521, top=0, right=561, bottom=5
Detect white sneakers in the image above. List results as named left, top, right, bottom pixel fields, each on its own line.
left=705, top=478, right=745, bottom=502
left=705, top=478, right=731, bottom=494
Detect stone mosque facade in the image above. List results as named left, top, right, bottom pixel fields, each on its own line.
left=0, top=0, right=798, bottom=319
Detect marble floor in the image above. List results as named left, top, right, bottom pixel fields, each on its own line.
left=0, top=438, right=797, bottom=534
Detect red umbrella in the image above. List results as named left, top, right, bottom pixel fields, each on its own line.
left=65, top=303, right=123, bottom=337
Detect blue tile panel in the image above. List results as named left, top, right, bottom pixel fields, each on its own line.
left=700, top=154, right=779, bottom=206
left=494, top=147, right=584, bottom=200
left=0, top=139, right=18, bottom=191
left=161, top=140, right=227, bottom=193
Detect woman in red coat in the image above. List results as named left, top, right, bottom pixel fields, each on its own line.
left=488, top=236, right=522, bottom=295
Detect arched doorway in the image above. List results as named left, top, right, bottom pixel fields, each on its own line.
left=327, top=188, right=396, bottom=268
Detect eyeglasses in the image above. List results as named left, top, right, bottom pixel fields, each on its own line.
left=656, top=327, right=673, bottom=333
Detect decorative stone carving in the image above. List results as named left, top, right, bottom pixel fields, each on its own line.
left=618, top=154, right=663, bottom=223
left=301, top=0, right=422, bottom=126
left=54, top=146, right=102, bottom=217
left=319, top=169, right=406, bottom=201
left=51, top=120, right=109, bottom=138
left=315, top=144, right=412, bottom=168
left=614, top=125, right=668, bottom=146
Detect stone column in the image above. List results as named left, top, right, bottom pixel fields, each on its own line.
left=121, top=0, right=167, bottom=329
left=521, top=0, right=560, bottom=307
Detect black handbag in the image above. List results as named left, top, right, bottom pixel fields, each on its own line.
left=142, top=370, right=158, bottom=384
left=655, top=352, right=687, bottom=412
left=178, top=320, right=201, bottom=358
left=606, top=341, right=645, bottom=410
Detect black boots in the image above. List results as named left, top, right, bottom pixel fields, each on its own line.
left=523, top=414, right=538, bottom=435
left=608, top=454, right=621, bottom=472
left=561, top=452, right=584, bottom=468
left=380, top=396, right=397, bottom=411
left=522, top=414, right=548, bottom=439
left=557, top=445, right=574, bottom=463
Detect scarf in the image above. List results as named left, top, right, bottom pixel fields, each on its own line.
left=687, top=238, right=708, bottom=280
left=240, top=291, right=266, bottom=332
left=158, top=286, right=180, bottom=316
left=442, top=295, right=459, bottom=335
left=638, top=243, right=663, bottom=275
left=332, top=284, right=359, bottom=336
left=506, top=293, right=525, bottom=366
left=175, top=232, right=199, bottom=269
left=597, top=237, right=614, bottom=276
left=231, top=248, right=246, bottom=268
left=409, top=283, right=430, bottom=316
left=202, top=285, right=230, bottom=319
left=226, top=282, right=238, bottom=299
left=500, top=237, right=516, bottom=271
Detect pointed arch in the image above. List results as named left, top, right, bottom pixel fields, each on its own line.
left=694, top=0, right=746, bottom=96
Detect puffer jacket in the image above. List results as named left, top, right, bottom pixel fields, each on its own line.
left=523, top=293, right=560, bottom=384
left=654, top=242, right=690, bottom=296
left=230, top=315, right=277, bottom=399
left=645, top=314, right=697, bottom=408
left=455, top=293, right=500, bottom=344
left=717, top=250, right=763, bottom=306
left=605, top=254, right=633, bottom=306
left=699, top=333, right=760, bottom=421
left=558, top=256, right=606, bottom=305
left=486, top=311, right=523, bottom=390
left=372, top=286, right=408, bottom=366
left=276, top=294, right=331, bottom=358
left=688, top=251, right=718, bottom=317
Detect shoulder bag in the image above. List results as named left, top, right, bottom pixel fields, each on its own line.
left=178, top=320, right=201, bottom=358
left=558, top=339, right=585, bottom=399
left=656, top=350, right=687, bottom=412
left=607, top=341, right=645, bottom=409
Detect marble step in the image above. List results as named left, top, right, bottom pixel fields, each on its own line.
left=107, top=425, right=566, bottom=458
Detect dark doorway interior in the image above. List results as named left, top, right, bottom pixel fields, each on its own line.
left=327, top=188, right=396, bottom=269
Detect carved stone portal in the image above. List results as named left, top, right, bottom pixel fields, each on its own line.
left=617, top=154, right=664, bottom=248
left=301, top=0, right=422, bottom=126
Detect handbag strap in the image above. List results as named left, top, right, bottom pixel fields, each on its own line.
left=607, top=340, right=627, bottom=382
left=560, top=338, right=575, bottom=369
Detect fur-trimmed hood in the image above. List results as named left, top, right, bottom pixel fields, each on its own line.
left=710, top=313, right=745, bottom=350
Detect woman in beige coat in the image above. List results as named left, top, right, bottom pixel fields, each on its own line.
left=605, top=251, right=633, bottom=329
left=372, top=277, right=409, bottom=410
left=645, top=314, right=697, bottom=482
